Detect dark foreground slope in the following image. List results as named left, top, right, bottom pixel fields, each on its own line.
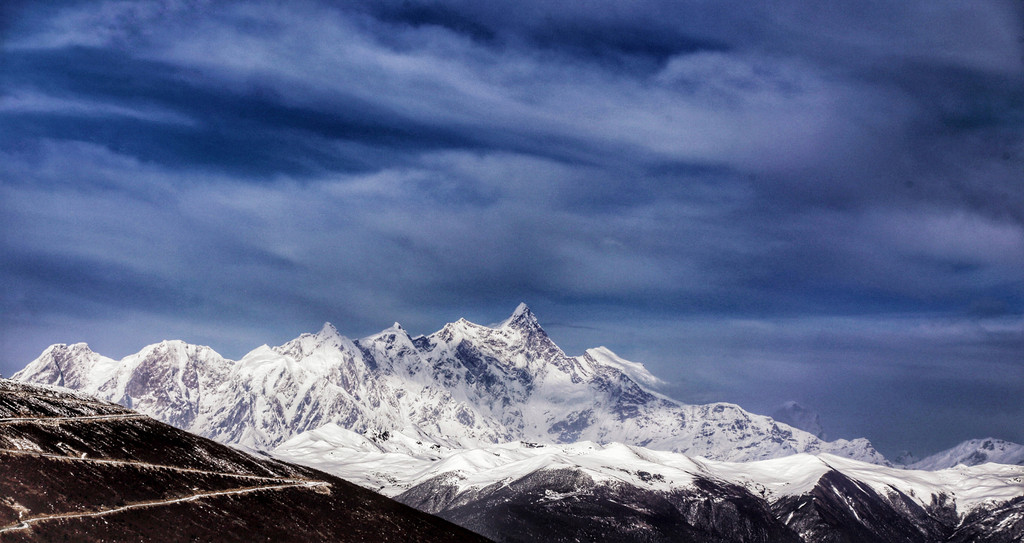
left=396, top=451, right=1024, bottom=543
left=399, top=468, right=802, bottom=543
left=0, top=379, right=490, bottom=542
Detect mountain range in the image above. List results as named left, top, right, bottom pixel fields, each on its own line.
left=268, top=422, right=1024, bottom=542
left=13, top=304, right=884, bottom=464
left=11, top=304, right=1024, bottom=542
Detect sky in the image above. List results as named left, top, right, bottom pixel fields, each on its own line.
left=1, top=0, right=1022, bottom=459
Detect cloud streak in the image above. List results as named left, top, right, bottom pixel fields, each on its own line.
left=2, top=0, right=1022, bottom=457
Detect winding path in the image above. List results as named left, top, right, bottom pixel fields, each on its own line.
left=0, top=408, right=332, bottom=535
left=0, top=413, right=147, bottom=424
left=0, top=481, right=329, bottom=534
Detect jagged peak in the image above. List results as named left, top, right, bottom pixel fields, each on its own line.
left=962, top=437, right=1014, bottom=446
left=499, top=303, right=543, bottom=332
left=43, top=342, right=94, bottom=355
left=317, top=322, right=341, bottom=338
left=280, top=322, right=351, bottom=354
left=361, top=322, right=412, bottom=343
left=152, top=339, right=187, bottom=348
left=511, top=302, right=531, bottom=317
left=138, top=339, right=217, bottom=357
left=440, top=317, right=480, bottom=332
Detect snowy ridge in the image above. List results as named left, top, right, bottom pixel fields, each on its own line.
left=15, top=305, right=885, bottom=463
left=273, top=431, right=1024, bottom=514
left=584, top=346, right=663, bottom=388
left=717, top=453, right=1024, bottom=512
left=909, top=438, right=1024, bottom=470
left=383, top=440, right=1024, bottom=543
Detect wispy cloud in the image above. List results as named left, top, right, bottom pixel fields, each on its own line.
left=1, top=0, right=1022, bottom=455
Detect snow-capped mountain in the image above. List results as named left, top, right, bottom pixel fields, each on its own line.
left=909, top=438, right=1024, bottom=470
left=13, top=306, right=1024, bottom=542
left=272, top=429, right=1024, bottom=543
left=771, top=401, right=826, bottom=439
left=400, top=448, right=1024, bottom=543
left=13, top=304, right=885, bottom=464
left=272, top=425, right=1023, bottom=505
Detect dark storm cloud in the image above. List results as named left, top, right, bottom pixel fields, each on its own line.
left=0, top=46, right=491, bottom=177
left=1, top=0, right=1022, bottom=455
left=362, top=0, right=735, bottom=66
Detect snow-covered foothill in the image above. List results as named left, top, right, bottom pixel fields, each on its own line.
left=272, top=429, right=1024, bottom=517
left=908, top=438, right=1024, bottom=470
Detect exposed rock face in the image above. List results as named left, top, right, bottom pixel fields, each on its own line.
left=388, top=442, right=1024, bottom=543
left=13, top=305, right=886, bottom=464
left=400, top=469, right=801, bottom=543
left=947, top=497, right=1024, bottom=543
left=772, top=471, right=954, bottom=543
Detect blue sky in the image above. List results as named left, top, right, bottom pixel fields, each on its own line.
left=2, top=1, right=1022, bottom=458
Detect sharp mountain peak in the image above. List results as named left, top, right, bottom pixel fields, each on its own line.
left=13, top=304, right=888, bottom=465
left=498, top=302, right=543, bottom=331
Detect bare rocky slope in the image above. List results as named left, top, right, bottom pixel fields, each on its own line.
left=0, top=378, right=489, bottom=542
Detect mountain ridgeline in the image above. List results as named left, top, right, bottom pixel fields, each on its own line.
left=14, top=304, right=884, bottom=464
left=391, top=445, right=1024, bottom=543
left=11, top=305, right=1024, bottom=543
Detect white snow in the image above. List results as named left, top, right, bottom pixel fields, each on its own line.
left=11, top=305, right=892, bottom=464
left=13, top=304, right=1024, bottom=521
left=584, top=346, right=663, bottom=388
left=272, top=430, right=1024, bottom=517
left=909, top=438, right=1024, bottom=471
